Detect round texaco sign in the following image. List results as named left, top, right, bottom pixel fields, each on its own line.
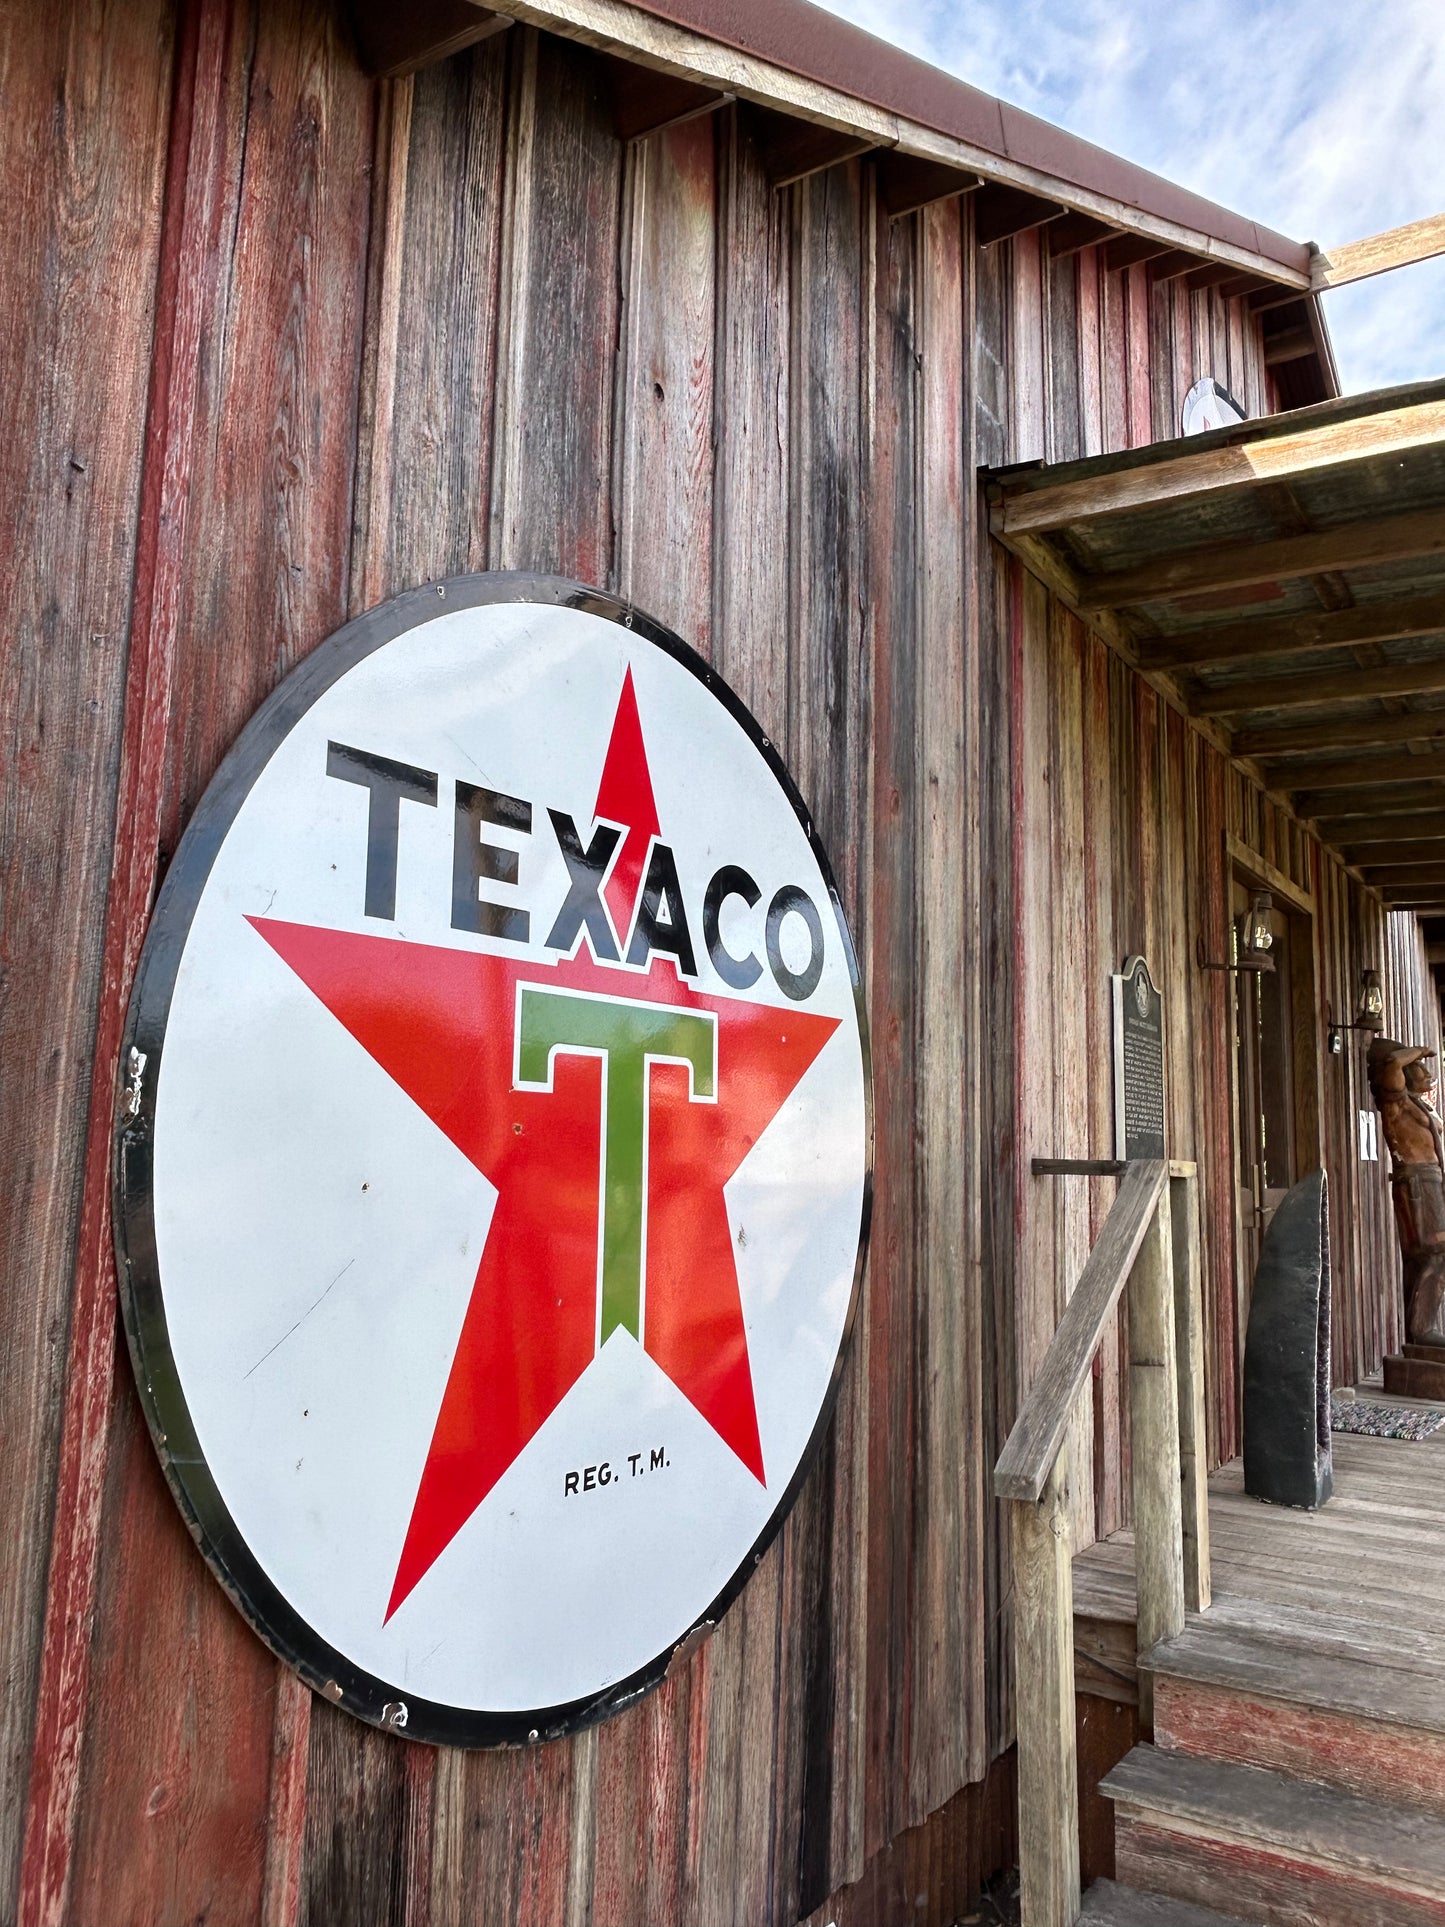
left=115, top=575, right=871, bottom=1745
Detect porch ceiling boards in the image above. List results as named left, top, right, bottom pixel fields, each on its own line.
left=986, top=377, right=1445, bottom=911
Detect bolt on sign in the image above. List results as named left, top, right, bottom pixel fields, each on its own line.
left=114, top=576, right=871, bottom=1745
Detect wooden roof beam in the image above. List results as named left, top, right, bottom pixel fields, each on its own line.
left=1298, top=779, right=1445, bottom=819
left=1102, top=234, right=1176, bottom=272
left=1047, top=212, right=1119, bottom=257
left=749, top=108, right=879, bottom=185
left=603, top=54, right=731, bottom=141
left=1354, top=843, right=1445, bottom=868
left=1362, top=864, right=1445, bottom=887
left=349, top=0, right=508, bottom=76
left=1264, top=324, right=1318, bottom=366
left=1266, top=750, right=1445, bottom=792
left=1079, top=507, right=1445, bottom=608
left=1183, top=260, right=1241, bottom=292
left=1238, top=709, right=1445, bottom=757
left=989, top=398, right=1445, bottom=537
left=1148, top=250, right=1206, bottom=283
left=1213, top=271, right=1279, bottom=301
left=877, top=153, right=980, bottom=218
left=974, top=183, right=1065, bottom=247
left=1312, top=212, right=1445, bottom=291
left=1140, top=595, right=1445, bottom=671
left=1334, top=819, right=1445, bottom=849
left=1195, top=659, right=1445, bottom=717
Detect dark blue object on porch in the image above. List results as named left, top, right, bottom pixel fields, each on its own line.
left=1244, top=1170, right=1334, bottom=1509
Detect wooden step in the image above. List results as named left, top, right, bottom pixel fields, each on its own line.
left=1078, top=1876, right=1264, bottom=1924
left=1103, top=1745, right=1445, bottom=1926
left=1143, top=1604, right=1445, bottom=1815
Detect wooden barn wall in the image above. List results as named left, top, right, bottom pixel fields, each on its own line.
left=987, top=237, right=1435, bottom=1553
left=4, top=5, right=1437, bottom=1925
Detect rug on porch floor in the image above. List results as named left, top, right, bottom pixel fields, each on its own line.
left=1331, top=1393, right=1445, bottom=1440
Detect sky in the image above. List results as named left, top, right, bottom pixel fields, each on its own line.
left=811, top=0, right=1445, bottom=394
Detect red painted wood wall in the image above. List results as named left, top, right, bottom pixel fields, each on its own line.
left=2, top=3, right=1435, bottom=1922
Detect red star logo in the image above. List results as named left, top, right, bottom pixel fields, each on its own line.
left=249, top=674, right=838, bottom=1620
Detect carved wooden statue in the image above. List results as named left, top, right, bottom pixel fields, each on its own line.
left=1369, top=1040, right=1445, bottom=1349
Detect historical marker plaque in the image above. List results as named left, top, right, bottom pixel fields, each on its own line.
left=1112, top=955, right=1166, bottom=1160
left=113, top=575, right=871, bottom=1746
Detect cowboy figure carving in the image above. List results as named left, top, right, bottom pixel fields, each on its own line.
left=1369, top=1040, right=1445, bottom=1348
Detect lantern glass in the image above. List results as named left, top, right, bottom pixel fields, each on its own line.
left=1243, top=890, right=1274, bottom=957
left=1360, top=968, right=1384, bottom=1026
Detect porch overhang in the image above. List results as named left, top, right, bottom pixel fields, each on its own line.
left=986, top=377, right=1445, bottom=921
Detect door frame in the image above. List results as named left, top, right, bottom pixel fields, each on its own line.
left=1224, top=835, right=1324, bottom=1395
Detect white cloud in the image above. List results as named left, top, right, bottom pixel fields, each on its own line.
left=812, top=0, right=1445, bottom=393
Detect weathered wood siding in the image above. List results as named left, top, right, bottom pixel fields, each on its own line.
left=2, top=5, right=1437, bottom=1924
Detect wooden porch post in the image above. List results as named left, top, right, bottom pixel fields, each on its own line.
left=1170, top=1163, right=1212, bottom=1613
left=1011, top=1444, right=1081, bottom=1927
left=1127, top=1183, right=1187, bottom=1723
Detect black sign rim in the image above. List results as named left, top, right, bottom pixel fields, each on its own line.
left=113, top=571, right=873, bottom=1749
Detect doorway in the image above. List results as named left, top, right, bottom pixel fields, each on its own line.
left=1231, top=871, right=1323, bottom=1334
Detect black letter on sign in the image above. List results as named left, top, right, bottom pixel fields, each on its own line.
left=452, top=780, right=531, bottom=943
left=544, top=811, right=622, bottom=961
left=626, top=842, right=697, bottom=979
left=703, top=865, right=762, bottom=989
left=326, top=743, right=438, bottom=921
left=765, top=886, right=825, bottom=1002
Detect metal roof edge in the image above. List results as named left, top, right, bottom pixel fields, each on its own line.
left=481, top=0, right=1314, bottom=284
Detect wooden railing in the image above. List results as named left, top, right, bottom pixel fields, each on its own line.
left=994, top=1160, right=1211, bottom=1927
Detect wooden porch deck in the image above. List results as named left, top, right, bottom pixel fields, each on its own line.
left=1074, top=1416, right=1445, bottom=1719
left=1073, top=1405, right=1445, bottom=1922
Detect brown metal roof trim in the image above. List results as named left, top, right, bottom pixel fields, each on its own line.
left=619, top=0, right=1311, bottom=273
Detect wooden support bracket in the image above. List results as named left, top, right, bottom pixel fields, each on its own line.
left=974, top=183, right=1065, bottom=247
left=602, top=53, right=731, bottom=141
left=348, top=0, right=509, bottom=77
left=876, top=152, right=979, bottom=218
left=747, top=106, right=878, bottom=186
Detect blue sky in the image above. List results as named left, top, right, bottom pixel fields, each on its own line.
left=812, top=0, right=1445, bottom=394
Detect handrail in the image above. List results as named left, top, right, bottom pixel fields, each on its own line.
left=994, top=1160, right=1168, bottom=1503
left=995, top=1159, right=1208, bottom=1927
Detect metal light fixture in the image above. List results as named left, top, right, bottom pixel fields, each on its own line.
left=1326, top=967, right=1386, bottom=1054
left=1197, top=888, right=1276, bottom=974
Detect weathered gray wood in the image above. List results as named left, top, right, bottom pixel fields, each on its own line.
left=1141, top=594, right=1445, bottom=671
left=1102, top=1744, right=1445, bottom=1890
left=1126, top=1181, right=1185, bottom=1723
left=995, top=1161, right=1168, bottom=1503
left=1078, top=1876, right=1263, bottom=1926
left=1170, top=1171, right=1211, bottom=1614
left=1012, top=1451, right=1081, bottom=1927
left=1080, top=507, right=1445, bottom=609
left=1144, top=1618, right=1445, bottom=1733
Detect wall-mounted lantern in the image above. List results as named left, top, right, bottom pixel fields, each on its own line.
left=1197, top=888, right=1276, bottom=974
left=1326, top=968, right=1386, bottom=1054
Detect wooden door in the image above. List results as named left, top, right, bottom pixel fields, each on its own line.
left=1233, top=881, right=1300, bottom=1297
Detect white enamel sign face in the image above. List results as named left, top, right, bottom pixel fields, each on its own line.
left=116, top=576, right=870, bottom=1745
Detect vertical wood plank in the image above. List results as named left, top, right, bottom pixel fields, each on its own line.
left=1, top=0, right=175, bottom=1913
left=694, top=100, right=792, bottom=1927
left=912, top=191, right=986, bottom=1817
left=592, top=106, right=718, bottom=1927
left=61, top=11, right=376, bottom=1925
left=786, top=152, right=871, bottom=1910
left=492, top=29, right=620, bottom=583
left=862, top=187, right=919, bottom=1871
